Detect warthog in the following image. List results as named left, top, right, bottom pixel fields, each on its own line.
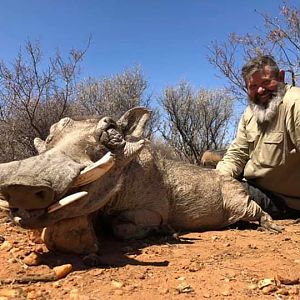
left=0, top=108, right=281, bottom=254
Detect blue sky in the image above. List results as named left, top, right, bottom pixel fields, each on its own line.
left=0, top=0, right=298, bottom=102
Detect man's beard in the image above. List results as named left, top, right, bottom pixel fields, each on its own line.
left=249, top=83, right=285, bottom=124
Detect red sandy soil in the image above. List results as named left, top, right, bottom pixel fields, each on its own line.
left=0, top=213, right=299, bottom=300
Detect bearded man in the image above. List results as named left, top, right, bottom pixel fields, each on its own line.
left=216, top=55, right=300, bottom=218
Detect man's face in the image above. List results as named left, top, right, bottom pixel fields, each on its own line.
left=247, top=66, right=284, bottom=107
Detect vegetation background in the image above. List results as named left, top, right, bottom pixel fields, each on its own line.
left=0, top=0, right=299, bottom=164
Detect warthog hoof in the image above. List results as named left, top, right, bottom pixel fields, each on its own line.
left=259, top=213, right=283, bottom=233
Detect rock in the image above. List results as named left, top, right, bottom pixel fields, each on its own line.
left=53, top=281, right=62, bottom=288
left=176, top=282, right=194, bottom=293
left=221, top=290, right=231, bottom=296
left=111, top=280, right=124, bottom=289
left=53, top=264, right=73, bottom=279
left=257, top=278, right=276, bottom=289
left=248, top=283, right=258, bottom=290
left=276, top=288, right=289, bottom=295
left=0, top=241, right=12, bottom=251
left=276, top=274, right=299, bottom=285
left=23, top=252, right=41, bottom=266
left=69, top=288, right=90, bottom=299
left=262, top=285, right=277, bottom=295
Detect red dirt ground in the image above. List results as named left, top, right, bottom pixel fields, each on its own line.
left=0, top=212, right=299, bottom=300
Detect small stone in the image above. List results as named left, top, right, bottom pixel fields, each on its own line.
left=53, top=264, right=73, bottom=279
left=176, top=282, right=194, bottom=293
left=177, top=276, right=186, bottom=281
left=276, top=288, right=289, bottom=295
left=248, top=283, right=258, bottom=290
left=221, top=290, right=231, bottom=296
left=23, top=252, right=41, bottom=266
left=262, top=285, right=277, bottom=295
left=69, top=289, right=78, bottom=299
left=111, top=280, right=124, bottom=289
left=53, top=282, right=62, bottom=288
left=276, top=274, right=299, bottom=285
left=0, top=241, right=12, bottom=251
left=257, top=278, right=276, bottom=289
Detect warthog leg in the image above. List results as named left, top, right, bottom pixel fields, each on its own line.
left=221, top=176, right=282, bottom=233
left=111, top=209, right=163, bottom=239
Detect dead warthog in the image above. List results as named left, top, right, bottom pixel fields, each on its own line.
left=0, top=108, right=281, bottom=254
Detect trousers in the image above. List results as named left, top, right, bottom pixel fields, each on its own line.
left=241, top=180, right=300, bottom=219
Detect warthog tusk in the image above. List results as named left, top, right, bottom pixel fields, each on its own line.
left=71, top=152, right=115, bottom=187
left=48, top=191, right=88, bottom=213
left=13, top=216, right=21, bottom=224
left=0, top=199, right=9, bottom=211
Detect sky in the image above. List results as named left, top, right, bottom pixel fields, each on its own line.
left=0, top=0, right=299, bottom=105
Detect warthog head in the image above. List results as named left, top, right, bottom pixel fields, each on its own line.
left=0, top=107, right=150, bottom=229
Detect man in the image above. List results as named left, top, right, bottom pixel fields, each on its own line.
left=216, top=55, right=300, bottom=218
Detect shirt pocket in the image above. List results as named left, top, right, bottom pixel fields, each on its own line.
left=260, top=132, right=284, bottom=167
left=246, top=131, right=258, bottom=158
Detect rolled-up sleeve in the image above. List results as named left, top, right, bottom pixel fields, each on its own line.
left=216, top=114, right=250, bottom=178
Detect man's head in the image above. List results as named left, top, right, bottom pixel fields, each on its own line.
left=242, top=55, right=286, bottom=123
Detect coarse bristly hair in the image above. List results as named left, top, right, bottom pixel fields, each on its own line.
left=250, top=83, right=285, bottom=124
left=241, top=55, right=280, bottom=83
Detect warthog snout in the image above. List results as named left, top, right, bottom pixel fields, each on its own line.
left=1, top=184, right=55, bottom=210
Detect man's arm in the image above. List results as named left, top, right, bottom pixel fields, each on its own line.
left=292, top=95, right=300, bottom=152
left=216, top=113, right=250, bottom=178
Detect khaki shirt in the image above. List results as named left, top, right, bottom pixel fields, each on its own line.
left=216, top=85, right=300, bottom=210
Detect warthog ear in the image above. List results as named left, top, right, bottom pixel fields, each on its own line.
left=34, top=137, right=46, bottom=154
left=117, top=107, right=151, bottom=139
